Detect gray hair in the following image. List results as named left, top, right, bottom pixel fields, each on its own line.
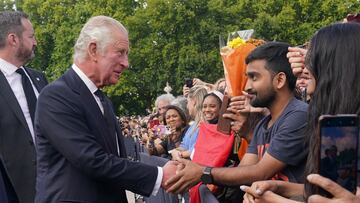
left=73, top=15, right=128, bottom=62
left=171, top=96, right=189, bottom=120
left=155, top=94, right=175, bottom=108
left=0, top=11, right=28, bottom=49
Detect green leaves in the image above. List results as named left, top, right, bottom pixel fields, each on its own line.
left=9, top=0, right=359, bottom=115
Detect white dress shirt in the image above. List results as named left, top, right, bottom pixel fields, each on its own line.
left=71, top=64, right=163, bottom=195
left=0, top=58, right=39, bottom=140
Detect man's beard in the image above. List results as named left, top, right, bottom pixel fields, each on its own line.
left=250, top=87, right=276, bottom=108
left=15, top=41, right=35, bottom=65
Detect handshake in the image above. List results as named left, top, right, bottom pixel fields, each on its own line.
left=160, top=158, right=204, bottom=194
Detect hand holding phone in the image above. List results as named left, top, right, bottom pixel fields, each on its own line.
left=153, top=125, right=171, bottom=138
left=185, top=78, right=193, bottom=88
left=318, top=114, right=359, bottom=195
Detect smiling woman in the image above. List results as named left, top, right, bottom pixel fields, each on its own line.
left=146, top=105, right=189, bottom=159
left=202, top=91, right=223, bottom=124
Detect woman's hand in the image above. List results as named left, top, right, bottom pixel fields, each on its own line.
left=170, top=149, right=182, bottom=161
left=168, top=126, right=181, bottom=143
left=241, top=180, right=304, bottom=199
left=240, top=181, right=279, bottom=199
left=242, top=182, right=302, bottom=203
left=193, top=78, right=214, bottom=90
left=183, top=84, right=190, bottom=97
left=148, top=128, right=157, bottom=140
left=243, top=190, right=301, bottom=203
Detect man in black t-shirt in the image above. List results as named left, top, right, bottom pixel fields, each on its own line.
left=166, top=42, right=309, bottom=193
left=247, top=97, right=308, bottom=183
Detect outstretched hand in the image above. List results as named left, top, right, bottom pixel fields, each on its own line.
left=165, top=158, right=203, bottom=194
left=161, top=161, right=181, bottom=190
left=307, top=174, right=360, bottom=203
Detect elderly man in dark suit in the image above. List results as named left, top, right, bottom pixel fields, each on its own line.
left=35, top=16, right=178, bottom=202
left=0, top=11, right=48, bottom=203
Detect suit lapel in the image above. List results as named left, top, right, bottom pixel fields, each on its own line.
left=24, top=67, right=46, bottom=93
left=115, top=119, right=127, bottom=158
left=105, top=98, right=126, bottom=157
left=0, top=71, right=32, bottom=136
left=63, top=69, right=118, bottom=155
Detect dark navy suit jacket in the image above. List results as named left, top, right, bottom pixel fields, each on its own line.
left=35, top=68, right=158, bottom=203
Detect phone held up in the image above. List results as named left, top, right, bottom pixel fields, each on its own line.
left=153, top=124, right=171, bottom=138
left=318, top=114, right=359, bottom=196
left=185, top=78, right=193, bottom=88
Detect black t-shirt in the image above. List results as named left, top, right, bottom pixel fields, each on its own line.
left=247, top=98, right=308, bottom=183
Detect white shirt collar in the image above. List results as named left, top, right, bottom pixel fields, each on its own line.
left=0, top=58, right=20, bottom=76
left=71, top=64, right=98, bottom=94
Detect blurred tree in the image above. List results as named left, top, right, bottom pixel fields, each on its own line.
left=0, top=0, right=15, bottom=11
left=11, top=0, right=359, bottom=115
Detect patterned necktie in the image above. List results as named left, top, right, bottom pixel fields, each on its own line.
left=16, top=68, right=37, bottom=123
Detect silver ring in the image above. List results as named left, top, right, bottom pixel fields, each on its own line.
left=230, top=121, right=235, bottom=126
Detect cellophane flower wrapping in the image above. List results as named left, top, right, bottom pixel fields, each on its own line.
left=220, top=29, right=265, bottom=96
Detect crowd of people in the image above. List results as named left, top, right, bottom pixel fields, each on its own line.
left=0, top=9, right=360, bottom=203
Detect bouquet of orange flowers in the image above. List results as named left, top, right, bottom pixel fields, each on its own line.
left=220, top=30, right=265, bottom=96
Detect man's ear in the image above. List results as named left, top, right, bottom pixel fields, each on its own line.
left=274, top=72, right=287, bottom=89
left=7, top=33, right=19, bottom=47
left=88, top=41, right=98, bottom=62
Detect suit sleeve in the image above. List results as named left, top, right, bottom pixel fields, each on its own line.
left=36, top=85, right=158, bottom=196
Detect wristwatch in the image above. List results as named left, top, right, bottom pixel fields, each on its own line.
left=200, top=167, right=213, bottom=184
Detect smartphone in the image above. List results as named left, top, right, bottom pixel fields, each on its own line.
left=300, top=87, right=307, bottom=102
left=185, top=78, right=193, bottom=88
left=153, top=125, right=171, bottom=137
left=318, top=114, right=359, bottom=195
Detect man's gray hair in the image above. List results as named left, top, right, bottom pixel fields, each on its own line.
left=0, top=11, right=28, bottom=49
left=73, top=15, right=128, bottom=62
left=155, top=94, right=175, bottom=108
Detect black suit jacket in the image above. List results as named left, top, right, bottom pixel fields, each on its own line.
left=0, top=67, right=47, bottom=203
left=35, top=68, right=158, bottom=203
left=0, top=155, right=19, bottom=203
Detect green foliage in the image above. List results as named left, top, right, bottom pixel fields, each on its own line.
left=0, top=0, right=15, bottom=11
left=7, top=0, right=359, bottom=115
